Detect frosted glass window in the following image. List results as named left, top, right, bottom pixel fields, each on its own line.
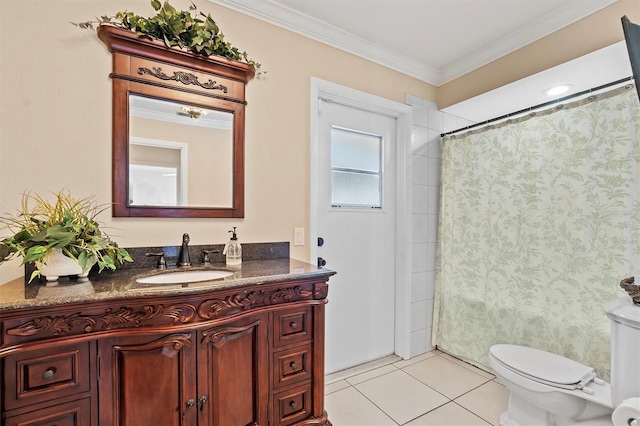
left=331, top=127, right=382, bottom=208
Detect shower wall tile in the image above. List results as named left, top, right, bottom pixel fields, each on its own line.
left=456, top=116, right=475, bottom=130
left=412, top=185, right=428, bottom=214
left=406, top=96, right=459, bottom=360
left=412, top=104, right=429, bottom=128
left=427, top=157, right=440, bottom=187
left=426, top=327, right=435, bottom=352
left=412, top=272, right=428, bottom=302
left=428, top=109, right=444, bottom=132
left=426, top=300, right=434, bottom=329
left=427, top=186, right=440, bottom=215
left=428, top=129, right=442, bottom=158
left=412, top=155, right=429, bottom=185
left=427, top=214, right=438, bottom=243
left=412, top=243, right=428, bottom=273
left=427, top=243, right=436, bottom=271
left=411, top=329, right=428, bottom=357
left=412, top=214, right=429, bottom=243
left=411, top=300, right=428, bottom=331
left=412, top=125, right=429, bottom=156
left=426, top=270, right=436, bottom=301
left=443, top=113, right=458, bottom=133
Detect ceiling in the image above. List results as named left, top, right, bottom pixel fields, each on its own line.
left=209, top=0, right=619, bottom=85
left=209, top=0, right=632, bottom=122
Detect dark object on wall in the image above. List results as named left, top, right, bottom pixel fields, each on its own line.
left=622, top=15, right=640, bottom=102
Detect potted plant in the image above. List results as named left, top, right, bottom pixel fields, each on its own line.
left=72, top=0, right=263, bottom=75
left=0, top=190, right=133, bottom=283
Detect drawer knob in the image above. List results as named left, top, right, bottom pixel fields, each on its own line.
left=290, top=362, right=298, bottom=370
left=290, top=322, right=298, bottom=329
left=42, top=368, right=56, bottom=380
left=289, top=400, right=298, bottom=410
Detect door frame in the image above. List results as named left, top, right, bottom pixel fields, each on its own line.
left=309, top=77, right=412, bottom=360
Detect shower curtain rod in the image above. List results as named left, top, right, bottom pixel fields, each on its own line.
left=441, top=76, right=634, bottom=137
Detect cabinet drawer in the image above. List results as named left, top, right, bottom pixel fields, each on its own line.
left=4, top=397, right=92, bottom=426
left=274, top=306, right=312, bottom=347
left=4, top=342, right=92, bottom=410
left=273, top=345, right=313, bottom=389
left=273, top=382, right=312, bottom=425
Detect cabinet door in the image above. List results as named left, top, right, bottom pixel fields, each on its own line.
left=4, top=397, right=92, bottom=426
left=197, top=313, right=269, bottom=426
left=98, top=332, right=197, bottom=426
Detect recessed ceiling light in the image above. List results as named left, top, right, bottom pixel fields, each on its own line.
left=544, top=84, right=573, bottom=96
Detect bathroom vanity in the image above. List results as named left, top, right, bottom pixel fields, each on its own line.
left=0, top=258, right=335, bottom=425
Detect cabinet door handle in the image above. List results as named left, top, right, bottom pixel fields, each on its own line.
left=42, top=368, right=56, bottom=380
left=199, top=395, right=208, bottom=415
left=182, top=399, right=195, bottom=419
left=290, top=361, right=298, bottom=370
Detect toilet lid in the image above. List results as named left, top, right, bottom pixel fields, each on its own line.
left=490, top=344, right=596, bottom=386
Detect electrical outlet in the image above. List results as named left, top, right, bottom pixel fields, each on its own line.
left=294, top=228, right=305, bottom=246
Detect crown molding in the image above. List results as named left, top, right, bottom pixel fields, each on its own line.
left=438, top=0, right=620, bottom=84
left=208, top=0, right=441, bottom=84
left=209, top=0, right=619, bottom=86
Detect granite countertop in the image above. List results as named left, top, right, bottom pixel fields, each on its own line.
left=0, top=258, right=335, bottom=312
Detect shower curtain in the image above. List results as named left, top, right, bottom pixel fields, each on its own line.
left=433, top=85, right=640, bottom=380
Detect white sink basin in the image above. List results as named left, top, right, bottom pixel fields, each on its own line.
left=136, top=270, right=233, bottom=284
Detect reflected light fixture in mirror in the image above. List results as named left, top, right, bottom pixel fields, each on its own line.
left=97, top=25, right=254, bottom=218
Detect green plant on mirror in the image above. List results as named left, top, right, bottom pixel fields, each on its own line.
left=72, top=0, right=263, bottom=75
left=0, top=190, right=133, bottom=283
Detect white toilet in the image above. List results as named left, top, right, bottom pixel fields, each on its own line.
left=489, top=296, right=640, bottom=426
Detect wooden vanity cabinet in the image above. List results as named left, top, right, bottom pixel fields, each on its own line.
left=1, top=273, right=332, bottom=426
left=98, top=312, right=269, bottom=425
left=2, top=341, right=97, bottom=426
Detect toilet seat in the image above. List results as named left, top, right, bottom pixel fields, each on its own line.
left=490, top=344, right=601, bottom=394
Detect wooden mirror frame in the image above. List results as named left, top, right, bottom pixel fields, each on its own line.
left=98, top=25, right=254, bottom=218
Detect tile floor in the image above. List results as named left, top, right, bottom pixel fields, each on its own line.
left=324, top=350, right=509, bottom=426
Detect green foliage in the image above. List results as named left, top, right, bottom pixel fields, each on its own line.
left=0, top=190, right=133, bottom=282
left=73, top=1, right=263, bottom=75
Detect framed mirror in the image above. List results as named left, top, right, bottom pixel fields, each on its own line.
left=98, top=25, right=254, bottom=218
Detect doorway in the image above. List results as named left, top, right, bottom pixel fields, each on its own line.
left=310, top=78, right=412, bottom=373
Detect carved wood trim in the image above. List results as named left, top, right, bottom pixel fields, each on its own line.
left=137, top=67, right=228, bottom=92
left=201, top=320, right=259, bottom=348
left=5, top=284, right=320, bottom=339
left=113, top=333, right=192, bottom=352
left=296, top=411, right=332, bottom=425
left=6, top=304, right=197, bottom=337
left=313, top=283, right=328, bottom=300
left=198, top=286, right=314, bottom=319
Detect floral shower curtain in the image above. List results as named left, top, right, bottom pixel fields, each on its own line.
left=433, top=85, right=640, bottom=380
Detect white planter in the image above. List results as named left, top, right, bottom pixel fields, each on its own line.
left=40, top=248, right=88, bottom=284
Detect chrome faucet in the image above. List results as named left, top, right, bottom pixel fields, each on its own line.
left=178, top=233, right=191, bottom=267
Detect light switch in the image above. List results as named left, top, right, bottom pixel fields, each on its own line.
left=294, top=228, right=305, bottom=246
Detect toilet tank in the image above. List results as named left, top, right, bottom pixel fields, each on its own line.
left=606, top=296, right=640, bottom=406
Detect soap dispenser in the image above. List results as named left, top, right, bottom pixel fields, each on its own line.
left=223, top=227, right=242, bottom=266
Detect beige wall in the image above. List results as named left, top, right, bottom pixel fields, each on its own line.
left=0, top=0, right=432, bottom=283
left=1, top=0, right=637, bottom=283
left=439, top=0, right=640, bottom=108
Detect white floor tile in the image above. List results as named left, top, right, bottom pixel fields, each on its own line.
left=439, top=352, right=496, bottom=380
left=325, top=379, right=351, bottom=395
left=355, top=370, right=449, bottom=425
left=403, top=355, right=491, bottom=399
left=393, top=350, right=439, bottom=369
left=325, top=387, right=397, bottom=426
left=405, top=402, right=491, bottom=426
left=326, top=354, right=401, bottom=384
left=325, top=351, right=508, bottom=426
left=346, top=364, right=398, bottom=386
left=455, top=381, right=510, bottom=426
